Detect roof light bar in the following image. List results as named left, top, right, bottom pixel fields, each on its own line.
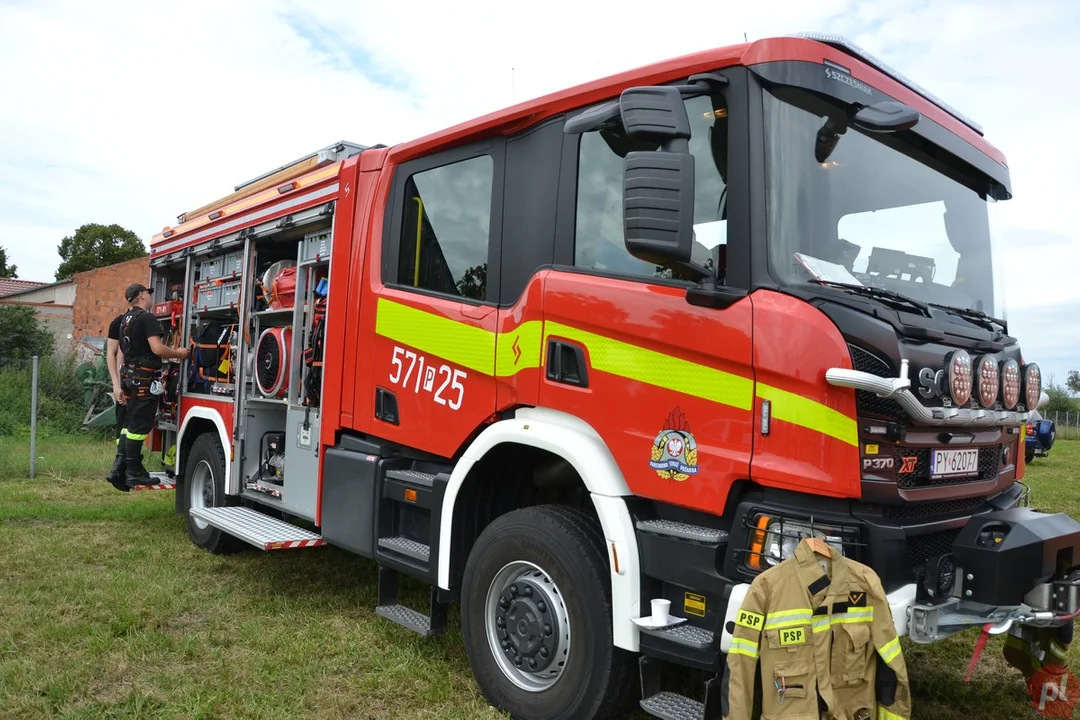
left=791, top=32, right=984, bottom=136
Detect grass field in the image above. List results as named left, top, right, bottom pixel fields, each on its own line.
left=1, top=436, right=1078, bottom=719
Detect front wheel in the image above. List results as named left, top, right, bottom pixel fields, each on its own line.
left=460, top=505, right=636, bottom=720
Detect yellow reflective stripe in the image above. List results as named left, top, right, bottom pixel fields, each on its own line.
left=494, top=320, right=543, bottom=376
left=729, top=637, right=759, bottom=658
left=543, top=321, right=754, bottom=411
left=126, top=432, right=148, bottom=441
left=764, top=609, right=812, bottom=630
left=878, top=637, right=902, bottom=664
left=877, top=704, right=906, bottom=720
left=834, top=607, right=874, bottom=624
left=1051, top=640, right=1069, bottom=659
left=812, top=617, right=831, bottom=633
left=756, top=382, right=858, bottom=447
left=376, top=297, right=495, bottom=374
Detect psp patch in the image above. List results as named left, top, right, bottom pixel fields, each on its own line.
left=779, top=627, right=807, bottom=646
left=735, top=609, right=765, bottom=632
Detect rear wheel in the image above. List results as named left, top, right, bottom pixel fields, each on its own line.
left=460, top=505, right=636, bottom=720
left=184, top=432, right=243, bottom=554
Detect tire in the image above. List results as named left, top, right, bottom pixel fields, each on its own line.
left=460, top=505, right=636, bottom=720
left=184, top=432, right=244, bottom=554
left=1026, top=451, right=1035, bottom=464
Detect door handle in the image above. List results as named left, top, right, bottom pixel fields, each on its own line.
left=546, top=339, right=589, bottom=387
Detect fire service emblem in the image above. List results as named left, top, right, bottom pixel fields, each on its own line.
left=650, top=407, right=699, bottom=482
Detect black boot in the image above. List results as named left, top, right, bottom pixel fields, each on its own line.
left=123, top=436, right=157, bottom=488
left=105, top=439, right=129, bottom=492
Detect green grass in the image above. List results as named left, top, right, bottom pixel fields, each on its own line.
left=0, top=438, right=1078, bottom=719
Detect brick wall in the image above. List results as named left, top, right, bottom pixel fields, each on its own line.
left=71, top=256, right=151, bottom=344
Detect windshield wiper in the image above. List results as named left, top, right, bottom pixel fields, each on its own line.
left=928, top=302, right=1007, bottom=333
left=809, top=280, right=931, bottom=317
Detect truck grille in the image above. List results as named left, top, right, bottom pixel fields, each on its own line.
left=896, top=446, right=1001, bottom=488
left=907, top=528, right=961, bottom=568
left=848, top=345, right=906, bottom=420
left=881, top=497, right=987, bottom=521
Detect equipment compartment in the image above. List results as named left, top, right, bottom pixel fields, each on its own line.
left=302, top=229, right=332, bottom=263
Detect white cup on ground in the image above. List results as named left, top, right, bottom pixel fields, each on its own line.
left=651, top=598, right=671, bottom=624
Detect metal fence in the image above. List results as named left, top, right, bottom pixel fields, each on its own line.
left=0, top=354, right=122, bottom=479
left=1038, top=410, right=1080, bottom=441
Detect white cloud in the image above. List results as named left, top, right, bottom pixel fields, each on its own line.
left=0, top=0, right=1077, bottom=378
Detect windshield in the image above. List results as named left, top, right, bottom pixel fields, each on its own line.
left=763, top=85, right=1004, bottom=319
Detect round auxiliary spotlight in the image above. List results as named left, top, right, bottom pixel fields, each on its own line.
left=1000, top=358, right=1020, bottom=410
left=946, top=349, right=972, bottom=406
left=975, top=354, right=999, bottom=408
left=1023, top=362, right=1042, bottom=411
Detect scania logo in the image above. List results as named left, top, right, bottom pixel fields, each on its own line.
left=917, top=367, right=945, bottom=399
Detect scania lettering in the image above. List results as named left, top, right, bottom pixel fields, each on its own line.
left=141, top=32, right=1080, bottom=719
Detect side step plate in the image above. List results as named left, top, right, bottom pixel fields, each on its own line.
left=188, top=506, right=325, bottom=551
left=640, top=691, right=704, bottom=720
left=134, top=472, right=176, bottom=491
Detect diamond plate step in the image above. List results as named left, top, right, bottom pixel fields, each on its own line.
left=385, top=469, right=436, bottom=487
left=188, top=506, right=325, bottom=551
left=640, top=691, right=704, bottom=720
left=636, top=519, right=728, bottom=544
left=378, top=536, right=430, bottom=562
left=375, top=604, right=437, bottom=636
left=639, top=621, right=715, bottom=650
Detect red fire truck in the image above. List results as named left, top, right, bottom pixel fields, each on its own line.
left=143, top=32, right=1080, bottom=719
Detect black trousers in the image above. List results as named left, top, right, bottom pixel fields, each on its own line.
left=114, top=399, right=127, bottom=442
left=122, top=394, right=158, bottom=439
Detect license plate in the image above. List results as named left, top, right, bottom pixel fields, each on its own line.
left=930, top=448, right=979, bottom=478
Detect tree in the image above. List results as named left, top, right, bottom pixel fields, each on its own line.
left=0, top=305, right=53, bottom=359
left=1043, top=379, right=1077, bottom=414
left=0, top=247, right=17, bottom=278
left=55, top=223, right=147, bottom=280
left=1067, top=370, right=1080, bottom=396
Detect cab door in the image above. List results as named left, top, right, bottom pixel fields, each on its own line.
left=539, top=81, right=756, bottom=516
left=365, top=141, right=505, bottom=459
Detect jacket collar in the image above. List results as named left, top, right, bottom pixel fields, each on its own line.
left=793, top=538, right=850, bottom=607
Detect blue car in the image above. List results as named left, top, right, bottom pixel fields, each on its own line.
left=1026, top=394, right=1055, bottom=464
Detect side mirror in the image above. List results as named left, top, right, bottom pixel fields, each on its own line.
left=623, top=151, right=696, bottom=267
left=618, top=86, right=702, bottom=275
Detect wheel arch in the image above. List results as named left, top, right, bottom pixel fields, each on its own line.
left=177, top=408, right=231, bottom=489
left=437, top=406, right=641, bottom=651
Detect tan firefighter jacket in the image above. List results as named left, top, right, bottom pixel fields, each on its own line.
left=722, top=538, right=911, bottom=720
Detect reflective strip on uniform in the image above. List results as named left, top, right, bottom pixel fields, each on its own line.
left=878, top=637, right=902, bottom=664
left=764, top=608, right=812, bottom=630
left=728, top=637, right=759, bottom=659
left=756, top=382, right=858, bottom=447
left=1050, top=640, right=1069, bottom=659
left=834, top=607, right=874, bottom=624
left=877, top=704, right=907, bottom=720
left=126, top=432, right=148, bottom=441
left=812, top=617, right=831, bottom=633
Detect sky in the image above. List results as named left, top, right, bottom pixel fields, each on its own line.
left=0, top=0, right=1077, bottom=382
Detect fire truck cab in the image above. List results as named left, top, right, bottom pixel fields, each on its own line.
left=146, top=33, right=1080, bottom=719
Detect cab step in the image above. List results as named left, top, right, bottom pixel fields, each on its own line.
left=639, top=656, right=721, bottom=720
left=133, top=472, right=176, bottom=491
left=378, top=536, right=431, bottom=563
left=187, top=506, right=326, bottom=551
left=639, top=621, right=715, bottom=650
left=640, top=691, right=704, bottom=720
left=374, top=566, right=448, bottom=637
left=635, top=519, right=728, bottom=544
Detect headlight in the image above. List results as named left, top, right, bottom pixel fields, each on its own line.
left=746, top=513, right=847, bottom=569
left=975, top=355, right=999, bottom=407
left=1023, top=363, right=1041, bottom=411
left=947, top=349, right=972, bottom=406
left=1000, top=358, right=1020, bottom=410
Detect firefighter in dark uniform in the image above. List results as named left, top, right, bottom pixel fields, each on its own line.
left=104, top=304, right=131, bottom=491
left=115, top=283, right=188, bottom=489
